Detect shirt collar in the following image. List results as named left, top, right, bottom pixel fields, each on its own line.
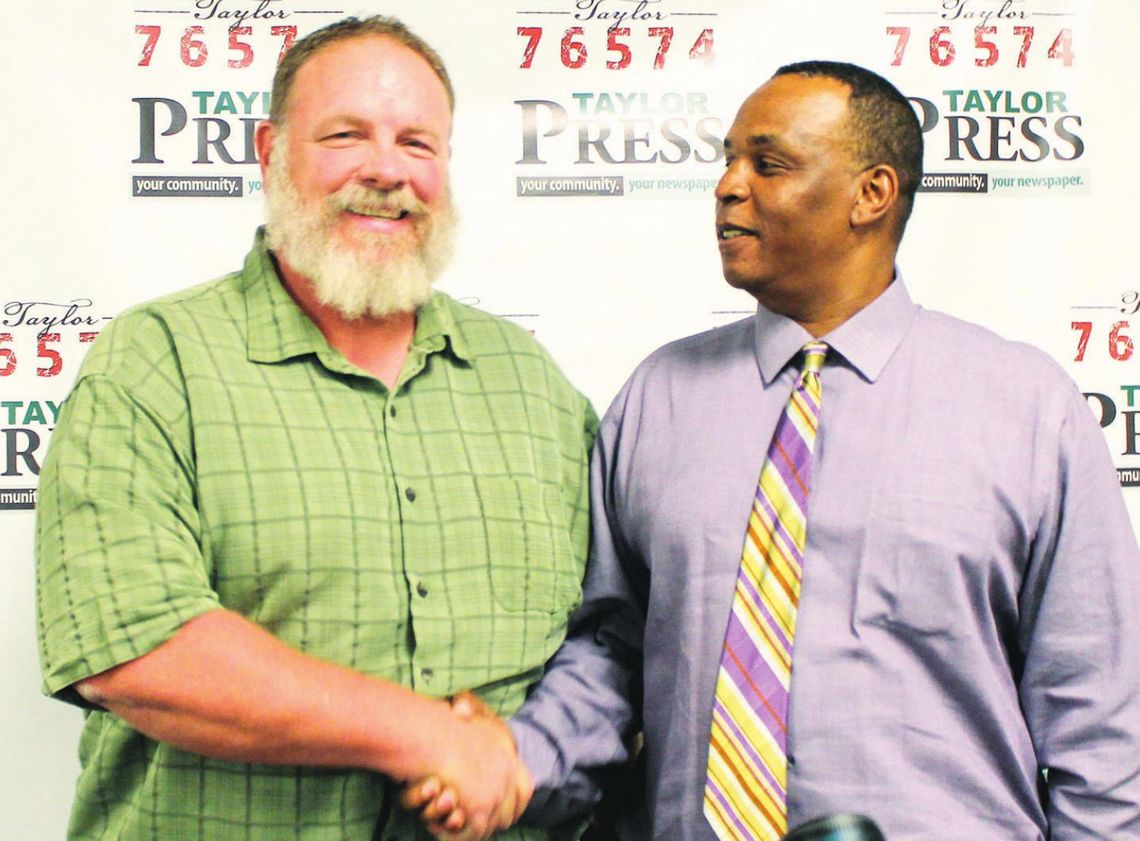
left=753, top=272, right=918, bottom=385
left=241, top=227, right=473, bottom=366
left=412, top=291, right=474, bottom=363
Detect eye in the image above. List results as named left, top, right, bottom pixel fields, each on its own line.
left=752, top=157, right=783, bottom=174
left=403, top=137, right=439, bottom=155
left=320, top=129, right=361, bottom=143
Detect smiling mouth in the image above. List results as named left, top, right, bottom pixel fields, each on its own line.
left=717, top=223, right=756, bottom=241
left=348, top=207, right=410, bottom=221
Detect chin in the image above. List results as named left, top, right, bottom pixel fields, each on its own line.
left=722, top=270, right=759, bottom=292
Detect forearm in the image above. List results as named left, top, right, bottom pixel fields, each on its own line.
left=78, top=608, right=452, bottom=780
left=510, top=608, right=642, bottom=824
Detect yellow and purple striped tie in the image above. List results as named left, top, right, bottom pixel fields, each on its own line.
left=704, top=341, right=828, bottom=841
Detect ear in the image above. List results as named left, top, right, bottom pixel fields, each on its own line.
left=850, top=163, right=899, bottom=230
left=255, top=120, right=277, bottom=183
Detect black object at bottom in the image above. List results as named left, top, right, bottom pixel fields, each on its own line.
left=784, top=813, right=886, bottom=841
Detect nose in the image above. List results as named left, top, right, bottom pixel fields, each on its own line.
left=356, top=139, right=406, bottom=190
left=715, top=158, right=748, bottom=204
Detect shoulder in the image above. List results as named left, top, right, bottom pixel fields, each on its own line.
left=597, top=315, right=756, bottom=442
left=440, top=293, right=549, bottom=355
left=909, top=307, right=1086, bottom=427
left=647, top=314, right=755, bottom=365
left=915, top=307, right=1075, bottom=385
left=76, top=272, right=245, bottom=389
left=613, top=315, right=755, bottom=401
left=437, top=293, right=595, bottom=419
left=441, top=293, right=574, bottom=379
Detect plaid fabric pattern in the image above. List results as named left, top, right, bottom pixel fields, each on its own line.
left=35, top=229, right=596, bottom=841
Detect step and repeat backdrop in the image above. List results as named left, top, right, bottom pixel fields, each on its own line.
left=2, top=1, right=1137, bottom=836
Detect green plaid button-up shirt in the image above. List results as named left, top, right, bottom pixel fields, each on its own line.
left=36, top=230, right=596, bottom=841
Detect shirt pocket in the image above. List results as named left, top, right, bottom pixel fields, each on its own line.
left=474, top=475, right=582, bottom=616
left=853, top=494, right=1005, bottom=639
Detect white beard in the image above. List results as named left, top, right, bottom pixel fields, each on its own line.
left=264, top=137, right=456, bottom=319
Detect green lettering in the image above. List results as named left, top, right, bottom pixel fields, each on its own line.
left=214, top=91, right=237, bottom=115
left=191, top=90, right=213, bottom=114
left=22, top=402, right=46, bottom=425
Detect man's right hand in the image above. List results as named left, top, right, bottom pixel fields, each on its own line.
left=407, top=693, right=533, bottom=840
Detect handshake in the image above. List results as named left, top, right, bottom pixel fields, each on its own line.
left=401, top=692, right=534, bottom=841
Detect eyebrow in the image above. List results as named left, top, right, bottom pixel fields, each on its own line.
left=314, top=114, right=445, bottom=139
left=313, top=114, right=368, bottom=132
left=724, top=133, right=780, bottom=152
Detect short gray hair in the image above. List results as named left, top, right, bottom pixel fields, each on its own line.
left=269, top=15, right=454, bottom=125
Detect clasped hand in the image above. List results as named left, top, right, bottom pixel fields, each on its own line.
left=402, top=692, right=534, bottom=841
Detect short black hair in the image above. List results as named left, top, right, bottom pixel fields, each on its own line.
left=775, top=60, right=923, bottom=229
left=269, top=15, right=454, bottom=125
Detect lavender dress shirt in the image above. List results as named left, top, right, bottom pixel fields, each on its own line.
left=511, top=278, right=1140, bottom=840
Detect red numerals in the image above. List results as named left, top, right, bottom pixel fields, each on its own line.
left=0, top=333, right=15, bottom=377
left=181, top=25, right=208, bottom=67
left=889, top=25, right=1073, bottom=68
left=687, top=28, right=714, bottom=65
left=270, top=25, right=296, bottom=64
left=1013, top=26, right=1034, bottom=68
left=649, top=26, right=673, bottom=69
left=228, top=26, right=254, bottom=68
left=517, top=26, right=713, bottom=70
left=606, top=27, right=632, bottom=70
left=1047, top=28, right=1075, bottom=66
left=561, top=27, right=588, bottom=69
left=973, top=26, right=998, bottom=66
left=930, top=26, right=956, bottom=66
left=36, top=334, right=62, bottom=378
left=136, top=25, right=161, bottom=66
left=1073, top=321, right=1134, bottom=362
left=886, top=26, right=911, bottom=66
left=0, top=331, right=101, bottom=377
left=136, top=24, right=298, bottom=68
left=1110, top=322, right=1135, bottom=361
left=517, top=26, right=542, bottom=68
left=1072, top=321, right=1092, bottom=362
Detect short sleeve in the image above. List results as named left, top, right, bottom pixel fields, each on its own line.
left=36, top=373, right=220, bottom=701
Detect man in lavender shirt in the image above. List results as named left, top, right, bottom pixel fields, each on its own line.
left=411, top=61, right=1140, bottom=840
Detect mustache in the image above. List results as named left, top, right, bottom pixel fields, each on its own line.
left=328, top=184, right=428, bottom=220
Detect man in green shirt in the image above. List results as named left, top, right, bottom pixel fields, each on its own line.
left=35, top=15, right=594, bottom=841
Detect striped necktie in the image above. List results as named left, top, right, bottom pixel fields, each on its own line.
left=704, top=340, right=828, bottom=841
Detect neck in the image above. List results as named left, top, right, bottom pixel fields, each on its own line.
left=274, top=255, right=416, bottom=388
left=761, top=251, right=896, bottom=338
left=791, top=277, right=892, bottom=337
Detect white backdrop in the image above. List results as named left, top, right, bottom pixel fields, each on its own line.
left=3, top=1, right=1138, bottom=837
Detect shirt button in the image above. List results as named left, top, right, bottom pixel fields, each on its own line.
left=416, top=582, right=429, bottom=598
left=405, top=487, right=416, bottom=502
left=389, top=405, right=397, bottom=417
left=421, top=667, right=433, bottom=682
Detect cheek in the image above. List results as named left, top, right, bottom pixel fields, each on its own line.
left=293, top=148, right=365, bottom=198
left=410, top=160, right=449, bottom=206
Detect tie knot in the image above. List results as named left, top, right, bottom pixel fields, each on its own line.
left=800, top=341, right=828, bottom=375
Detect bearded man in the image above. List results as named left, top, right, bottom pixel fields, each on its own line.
left=35, top=16, right=593, bottom=841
